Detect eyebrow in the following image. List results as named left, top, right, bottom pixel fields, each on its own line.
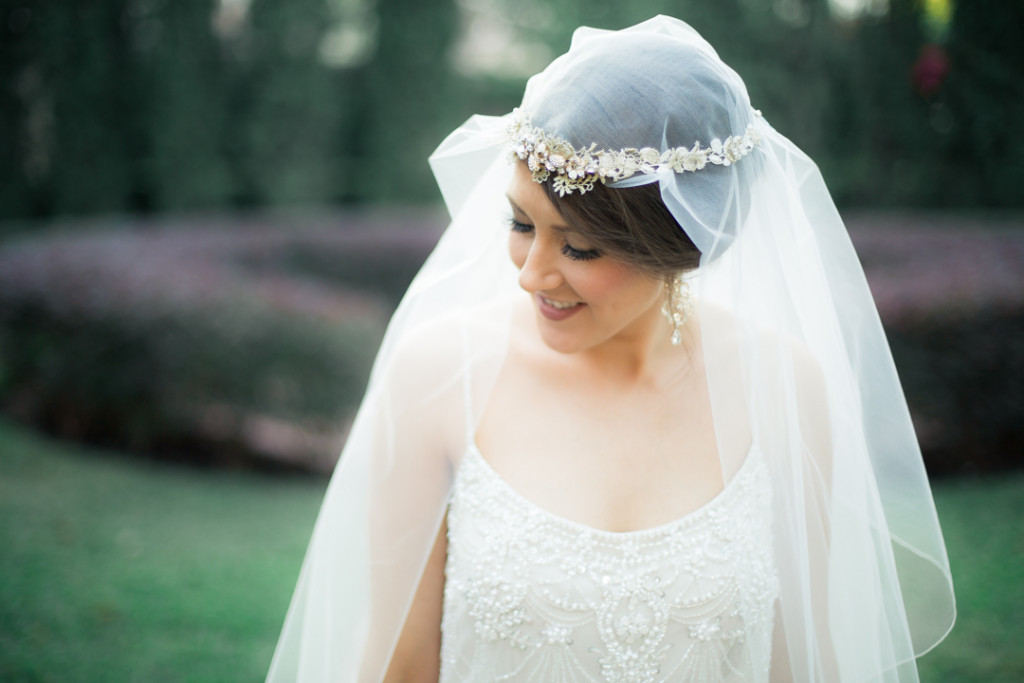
left=505, top=195, right=572, bottom=233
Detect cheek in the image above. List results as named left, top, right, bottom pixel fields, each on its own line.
left=508, top=232, right=528, bottom=269
left=579, top=262, right=656, bottom=305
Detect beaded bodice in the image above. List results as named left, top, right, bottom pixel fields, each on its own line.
left=440, top=445, right=778, bottom=683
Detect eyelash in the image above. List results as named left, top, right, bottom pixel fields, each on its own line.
left=508, top=218, right=602, bottom=262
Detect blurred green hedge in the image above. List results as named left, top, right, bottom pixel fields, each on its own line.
left=1, top=1, right=1021, bottom=220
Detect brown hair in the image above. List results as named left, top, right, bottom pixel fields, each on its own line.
left=543, top=178, right=701, bottom=280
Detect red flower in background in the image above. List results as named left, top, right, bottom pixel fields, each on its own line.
left=912, top=44, right=950, bottom=97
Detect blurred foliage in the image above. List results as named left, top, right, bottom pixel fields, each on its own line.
left=847, top=215, right=1024, bottom=475
left=0, top=0, right=1022, bottom=221
left=0, top=219, right=435, bottom=469
left=1, top=213, right=1020, bottom=473
left=0, top=301, right=379, bottom=467
left=888, top=310, right=1024, bottom=477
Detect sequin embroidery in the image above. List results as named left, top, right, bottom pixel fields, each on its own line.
left=440, top=446, right=778, bottom=682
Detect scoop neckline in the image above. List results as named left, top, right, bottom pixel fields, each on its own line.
left=461, top=442, right=760, bottom=539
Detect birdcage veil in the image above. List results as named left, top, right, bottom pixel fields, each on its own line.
left=267, top=15, right=953, bottom=682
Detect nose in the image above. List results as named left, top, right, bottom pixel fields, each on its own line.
left=517, top=236, right=562, bottom=294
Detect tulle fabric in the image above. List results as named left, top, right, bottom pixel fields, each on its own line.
left=267, top=16, right=953, bottom=682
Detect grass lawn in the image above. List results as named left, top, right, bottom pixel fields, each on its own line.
left=0, top=418, right=1021, bottom=682
left=916, top=465, right=1024, bottom=682
left=0, top=419, right=326, bottom=683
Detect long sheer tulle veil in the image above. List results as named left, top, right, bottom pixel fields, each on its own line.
left=267, top=15, right=954, bottom=682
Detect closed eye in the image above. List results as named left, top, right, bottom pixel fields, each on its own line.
left=561, top=243, right=601, bottom=261
left=509, top=218, right=534, bottom=234
left=508, top=214, right=601, bottom=261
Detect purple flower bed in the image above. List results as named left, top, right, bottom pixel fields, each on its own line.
left=0, top=211, right=445, bottom=471
left=849, top=213, right=1024, bottom=323
left=0, top=212, right=444, bottom=319
left=847, top=213, right=1024, bottom=475
left=0, top=210, right=1020, bottom=475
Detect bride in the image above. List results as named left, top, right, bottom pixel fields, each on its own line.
left=267, top=16, right=954, bottom=682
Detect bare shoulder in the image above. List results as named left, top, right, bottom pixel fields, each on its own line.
left=377, top=298, right=515, bottom=459
left=699, top=301, right=830, bottom=455
left=699, top=301, right=826, bottom=388
left=383, top=297, right=514, bottom=389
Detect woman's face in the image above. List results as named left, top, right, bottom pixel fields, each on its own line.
left=506, top=162, right=666, bottom=355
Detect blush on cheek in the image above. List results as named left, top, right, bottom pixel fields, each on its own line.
left=573, top=262, right=664, bottom=325
left=581, top=262, right=645, bottom=301
left=508, top=234, right=528, bottom=270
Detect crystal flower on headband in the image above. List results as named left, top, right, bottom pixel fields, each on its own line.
left=507, top=108, right=763, bottom=196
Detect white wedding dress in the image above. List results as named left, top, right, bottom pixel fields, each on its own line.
left=440, top=443, right=779, bottom=683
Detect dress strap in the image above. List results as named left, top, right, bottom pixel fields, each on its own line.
left=459, top=317, right=475, bottom=446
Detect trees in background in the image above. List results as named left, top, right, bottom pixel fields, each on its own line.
left=0, top=0, right=1020, bottom=221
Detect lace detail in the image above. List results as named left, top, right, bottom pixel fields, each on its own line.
left=440, top=446, right=779, bottom=682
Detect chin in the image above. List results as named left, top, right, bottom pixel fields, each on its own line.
left=540, top=336, right=583, bottom=355
left=535, top=319, right=599, bottom=355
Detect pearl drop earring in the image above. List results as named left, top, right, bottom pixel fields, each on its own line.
left=661, top=275, right=693, bottom=346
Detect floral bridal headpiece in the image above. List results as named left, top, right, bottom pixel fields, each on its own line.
left=507, top=107, right=763, bottom=196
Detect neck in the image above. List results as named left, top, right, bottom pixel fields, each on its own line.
left=575, top=305, right=696, bottom=386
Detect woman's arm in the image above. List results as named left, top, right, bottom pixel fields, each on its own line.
left=360, top=313, right=480, bottom=682
left=383, top=519, right=449, bottom=683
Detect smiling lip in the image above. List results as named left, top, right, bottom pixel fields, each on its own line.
left=536, top=294, right=584, bottom=321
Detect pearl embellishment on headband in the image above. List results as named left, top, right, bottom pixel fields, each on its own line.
left=507, top=108, right=763, bottom=196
